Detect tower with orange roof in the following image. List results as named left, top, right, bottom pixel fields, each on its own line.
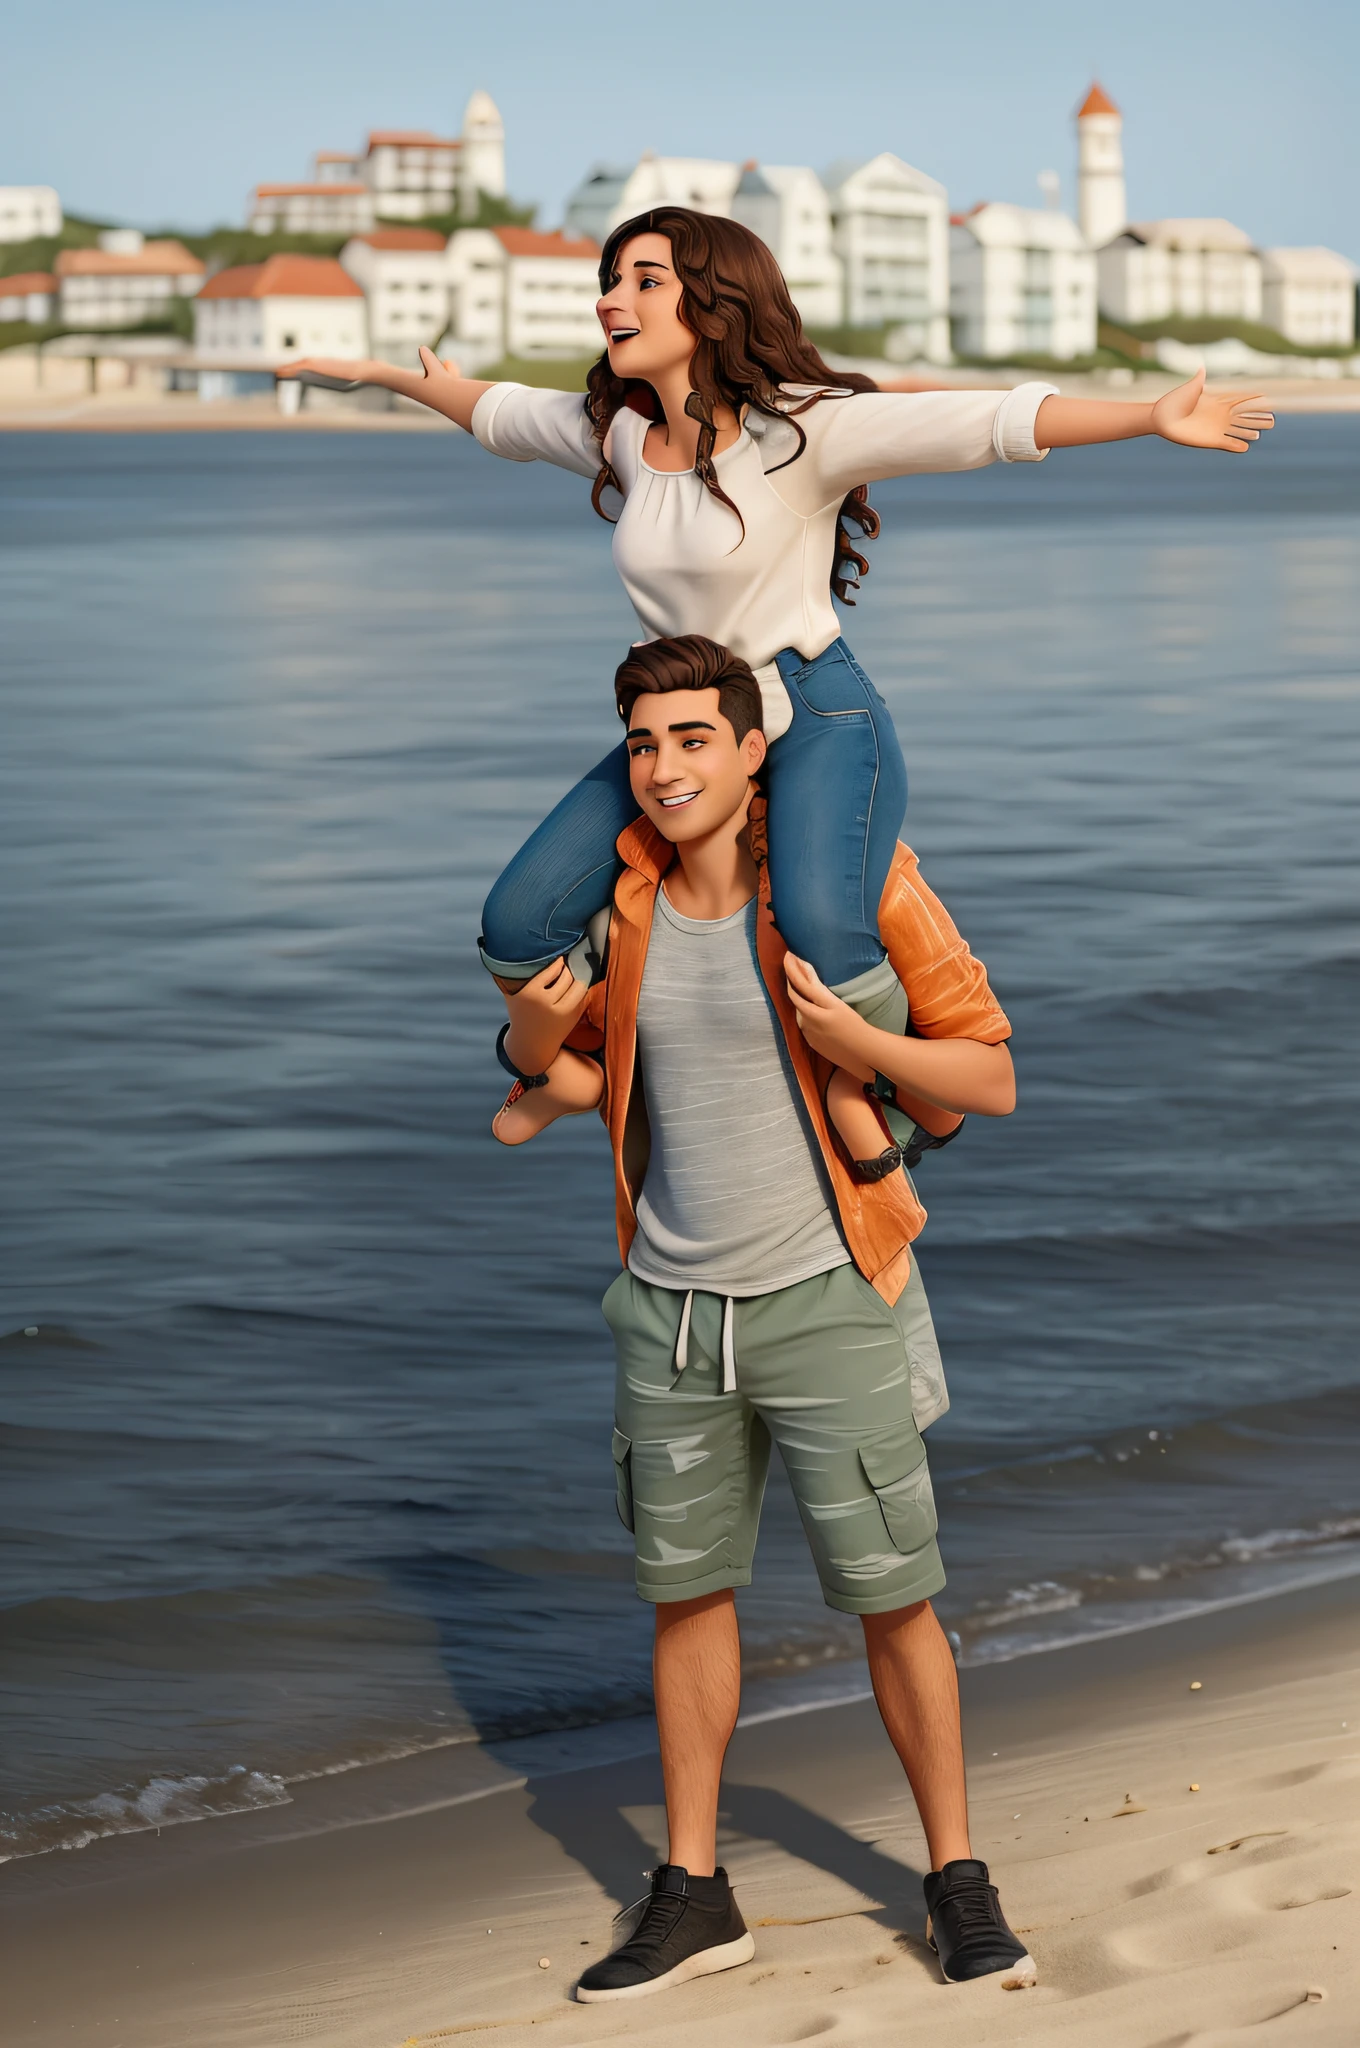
left=1076, top=82, right=1126, bottom=249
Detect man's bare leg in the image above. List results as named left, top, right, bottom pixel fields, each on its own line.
left=861, top=1598, right=972, bottom=1869
left=653, top=1589, right=741, bottom=1875
left=576, top=1589, right=750, bottom=1999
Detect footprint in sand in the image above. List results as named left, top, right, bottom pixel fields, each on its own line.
left=1255, top=1755, right=1360, bottom=1792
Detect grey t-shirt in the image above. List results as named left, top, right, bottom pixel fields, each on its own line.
left=627, top=887, right=850, bottom=1297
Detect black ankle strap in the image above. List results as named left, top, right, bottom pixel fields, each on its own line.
left=495, top=1024, right=548, bottom=1089
left=852, top=1143, right=903, bottom=1184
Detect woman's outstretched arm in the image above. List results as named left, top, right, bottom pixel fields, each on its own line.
left=276, top=344, right=491, bottom=430
left=1036, top=368, right=1275, bottom=454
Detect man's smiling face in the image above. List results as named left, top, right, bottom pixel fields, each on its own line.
left=624, top=687, right=767, bottom=845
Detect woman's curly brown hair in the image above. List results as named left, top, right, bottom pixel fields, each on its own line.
left=587, top=207, right=881, bottom=605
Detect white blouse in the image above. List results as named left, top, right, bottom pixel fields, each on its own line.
left=470, top=380, right=1057, bottom=738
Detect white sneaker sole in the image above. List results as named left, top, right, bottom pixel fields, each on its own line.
left=927, top=1917, right=1037, bottom=1988
left=575, top=1931, right=756, bottom=2002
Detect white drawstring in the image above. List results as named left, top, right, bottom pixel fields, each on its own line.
left=672, top=1290, right=738, bottom=1393
left=720, top=1296, right=737, bottom=1394
left=674, top=1290, right=694, bottom=1375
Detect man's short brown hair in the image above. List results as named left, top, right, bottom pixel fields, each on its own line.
left=614, top=635, right=764, bottom=744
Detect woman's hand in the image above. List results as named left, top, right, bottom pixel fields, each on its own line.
left=276, top=348, right=489, bottom=429
left=275, top=356, right=392, bottom=386
left=783, top=955, right=875, bottom=1079
left=1152, top=369, right=1275, bottom=453
left=412, top=344, right=466, bottom=395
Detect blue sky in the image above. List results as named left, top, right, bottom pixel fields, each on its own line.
left=5, top=0, right=1356, bottom=261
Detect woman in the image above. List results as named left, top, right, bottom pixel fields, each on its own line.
left=284, top=207, right=1273, bottom=1029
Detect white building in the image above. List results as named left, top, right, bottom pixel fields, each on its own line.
left=55, top=235, right=205, bottom=328
left=0, top=186, right=62, bottom=242
left=823, top=155, right=950, bottom=357
left=950, top=203, right=1096, bottom=361
left=313, top=150, right=361, bottom=183
left=459, top=90, right=507, bottom=215
left=302, top=90, right=506, bottom=227
left=1075, top=82, right=1126, bottom=249
left=1098, top=219, right=1262, bottom=327
left=445, top=226, right=600, bottom=368
left=0, top=271, right=56, bottom=321
left=340, top=228, right=451, bottom=360
left=729, top=163, right=843, bottom=327
left=565, top=153, right=846, bottom=326
left=1260, top=247, right=1356, bottom=348
left=249, top=182, right=375, bottom=236
left=564, top=147, right=951, bottom=346
left=564, top=154, right=740, bottom=244
left=360, top=134, right=460, bottom=221
left=194, top=253, right=368, bottom=360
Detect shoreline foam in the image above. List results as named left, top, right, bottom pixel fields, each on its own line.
left=3, top=1572, right=1356, bottom=2046
left=6, top=1539, right=1359, bottom=1872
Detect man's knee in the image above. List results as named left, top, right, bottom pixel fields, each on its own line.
left=861, top=1596, right=935, bottom=1637
left=656, top=1587, right=736, bottom=1623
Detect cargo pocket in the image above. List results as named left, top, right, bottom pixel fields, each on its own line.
left=859, top=1424, right=937, bottom=1555
left=611, top=1427, right=634, bottom=1533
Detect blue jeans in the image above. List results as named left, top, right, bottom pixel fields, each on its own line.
left=479, top=638, right=907, bottom=988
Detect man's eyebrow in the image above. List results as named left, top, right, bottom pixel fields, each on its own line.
left=624, top=720, right=716, bottom=740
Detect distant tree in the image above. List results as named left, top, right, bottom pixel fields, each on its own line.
left=380, top=191, right=538, bottom=236
left=0, top=212, right=112, bottom=281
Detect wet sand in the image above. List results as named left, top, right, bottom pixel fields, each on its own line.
left=4, top=1573, right=1356, bottom=2047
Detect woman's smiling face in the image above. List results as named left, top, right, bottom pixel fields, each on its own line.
left=596, top=233, right=692, bottom=384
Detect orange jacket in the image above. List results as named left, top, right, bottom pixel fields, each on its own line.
left=566, top=802, right=1012, bottom=1306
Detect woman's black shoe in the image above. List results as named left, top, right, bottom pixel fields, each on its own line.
left=924, top=1858, right=1036, bottom=1984
left=575, top=1863, right=754, bottom=2002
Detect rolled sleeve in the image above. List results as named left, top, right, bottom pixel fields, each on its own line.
left=469, top=383, right=601, bottom=478
left=880, top=847, right=1012, bottom=1045
left=991, top=381, right=1060, bottom=464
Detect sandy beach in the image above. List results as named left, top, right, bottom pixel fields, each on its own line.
left=3, top=1573, right=1355, bottom=2048
left=2, top=341, right=1360, bottom=431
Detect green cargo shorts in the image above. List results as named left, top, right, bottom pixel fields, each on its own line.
left=604, top=1261, right=946, bottom=1616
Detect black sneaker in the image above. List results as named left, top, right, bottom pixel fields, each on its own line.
left=924, top=1858, right=1036, bottom=1985
left=576, top=1863, right=755, bottom=2002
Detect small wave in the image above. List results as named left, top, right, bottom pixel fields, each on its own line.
left=1218, top=1517, right=1360, bottom=1561
left=0, top=1764, right=292, bottom=1863
left=969, top=1580, right=1085, bottom=1628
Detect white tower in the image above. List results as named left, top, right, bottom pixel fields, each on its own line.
left=1076, top=82, right=1126, bottom=249
left=460, top=89, right=506, bottom=217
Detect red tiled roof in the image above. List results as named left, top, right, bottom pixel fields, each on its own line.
left=198, top=255, right=364, bottom=301
left=492, top=227, right=600, bottom=260
left=55, top=240, right=204, bottom=279
left=0, top=271, right=56, bottom=294
left=1077, top=82, right=1119, bottom=117
left=254, top=182, right=368, bottom=198
left=314, top=151, right=357, bottom=163
left=366, top=130, right=460, bottom=150
left=351, top=229, right=446, bottom=251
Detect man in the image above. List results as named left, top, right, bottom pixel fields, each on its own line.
left=494, top=634, right=1032, bottom=2000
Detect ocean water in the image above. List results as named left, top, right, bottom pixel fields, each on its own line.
left=2, top=418, right=1359, bottom=1863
